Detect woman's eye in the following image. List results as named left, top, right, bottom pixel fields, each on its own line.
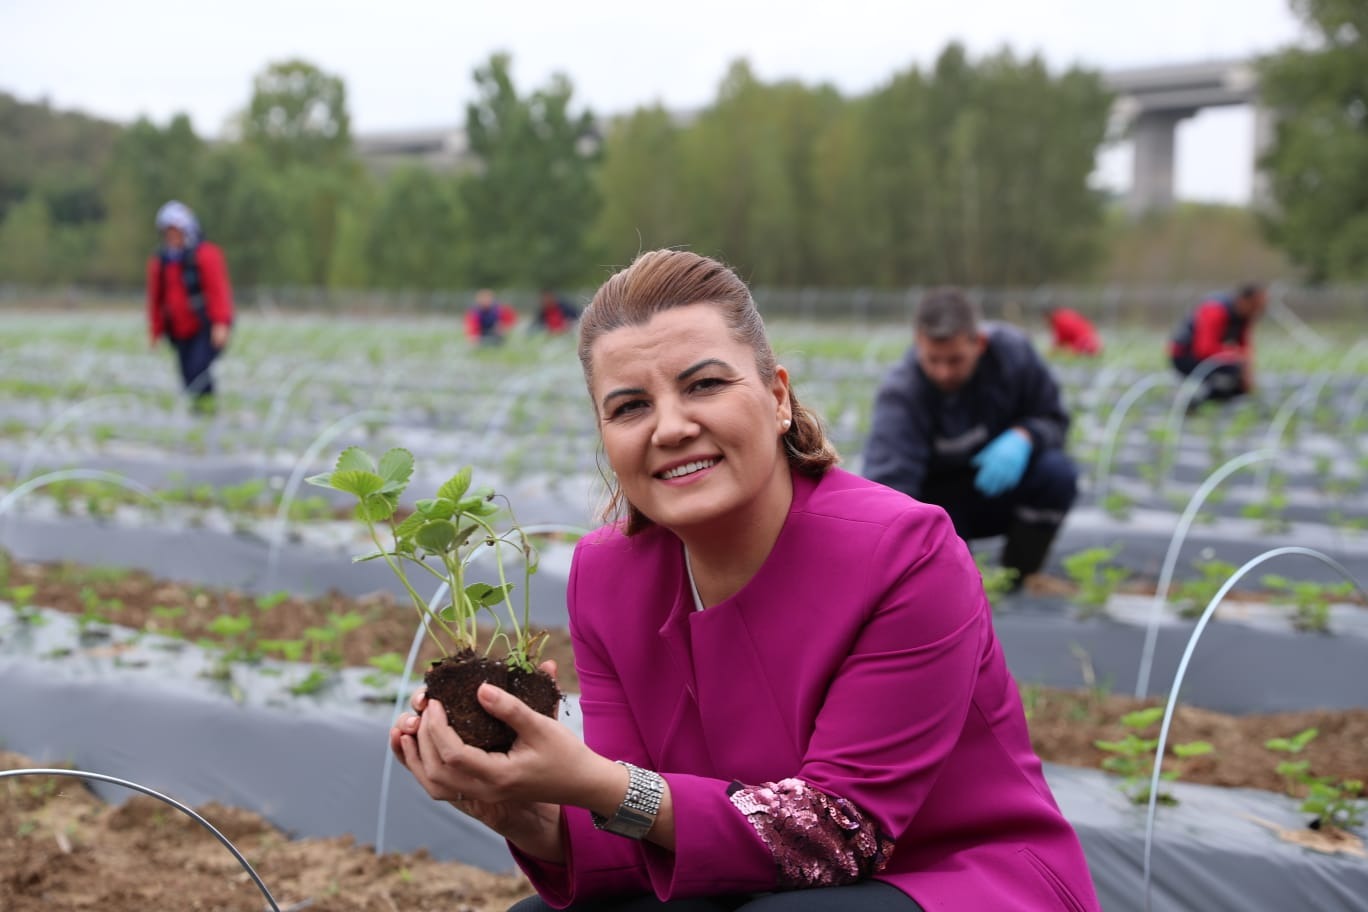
left=610, top=399, right=647, bottom=418
left=690, top=377, right=726, bottom=393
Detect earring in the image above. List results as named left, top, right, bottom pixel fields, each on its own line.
left=781, top=418, right=792, bottom=430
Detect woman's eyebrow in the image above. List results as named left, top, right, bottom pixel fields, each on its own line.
left=678, top=358, right=730, bottom=380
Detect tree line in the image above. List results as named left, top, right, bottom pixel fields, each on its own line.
left=1, top=0, right=1362, bottom=292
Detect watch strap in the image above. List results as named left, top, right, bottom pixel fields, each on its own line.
left=591, top=761, right=664, bottom=840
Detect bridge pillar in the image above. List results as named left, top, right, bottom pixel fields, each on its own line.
left=1128, top=109, right=1195, bottom=214
left=1252, top=104, right=1276, bottom=210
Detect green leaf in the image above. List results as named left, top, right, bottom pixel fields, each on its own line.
left=208, top=615, right=252, bottom=637
left=304, top=471, right=334, bottom=490
left=437, top=467, right=473, bottom=503
left=415, top=498, right=457, bottom=520
left=1121, top=706, right=1165, bottom=730
left=377, top=448, right=415, bottom=486
left=465, top=581, right=513, bottom=608
left=393, top=512, right=426, bottom=540
left=329, top=469, right=385, bottom=498
left=335, top=446, right=376, bottom=474
left=368, top=652, right=406, bottom=675
left=356, top=493, right=397, bottom=523
left=351, top=550, right=390, bottom=563
left=415, top=520, right=457, bottom=552
left=1172, top=741, right=1213, bottom=757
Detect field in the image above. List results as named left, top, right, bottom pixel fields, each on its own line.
left=1, top=303, right=1365, bottom=910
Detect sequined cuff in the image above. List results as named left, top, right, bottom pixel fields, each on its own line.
left=727, top=778, right=895, bottom=889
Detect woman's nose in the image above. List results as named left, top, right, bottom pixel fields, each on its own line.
left=650, top=399, right=698, bottom=447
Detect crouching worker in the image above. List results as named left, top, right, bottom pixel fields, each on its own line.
left=863, top=287, right=1078, bottom=589
left=390, top=252, right=1100, bottom=911
left=1169, top=283, right=1266, bottom=407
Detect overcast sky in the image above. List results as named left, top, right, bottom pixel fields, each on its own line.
left=1, top=0, right=1308, bottom=202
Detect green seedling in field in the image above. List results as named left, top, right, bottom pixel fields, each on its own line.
left=1241, top=477, right=1290, bottom=534
left=1095, top=705, right=1214, bottom=805
left=1062, top=545, right=1128, bottom=616
left=4, top=584, right=44, bottom=626
left=307, top=446, right=545, bottom=672
left=1260, top=574, right=1355, bottom=633
left=1101, top=491, right=1133, bottom=520
left=254, top=591, right=291, bottom=612
left=360, top=651, right=409, bottom=698
left=1172, top=559, right=1239, bottom=619
left=973, top=552, right=1019, bottom=609
left=1265, top=728, right=1367, bottom=831
left=201, top=613, right=262, bottom=681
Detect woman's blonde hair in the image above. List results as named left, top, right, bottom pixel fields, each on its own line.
left=578, top=249, right=839, bottom=535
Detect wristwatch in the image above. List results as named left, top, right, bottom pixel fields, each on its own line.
left=591, top=761, right=665, bottom=840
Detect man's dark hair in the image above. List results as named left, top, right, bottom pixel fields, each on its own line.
left=915, top=287, right=980, bottom=340
left=1236, top=282, right=1264, bottom=301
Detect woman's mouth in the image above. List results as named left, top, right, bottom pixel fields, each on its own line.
left=657, top=458, right=718, bottom=480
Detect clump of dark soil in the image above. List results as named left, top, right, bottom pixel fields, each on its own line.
left=424, top=650, right=562, bottom=751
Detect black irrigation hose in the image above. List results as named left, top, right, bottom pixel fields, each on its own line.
left=0, top=767, right=283, bottom=912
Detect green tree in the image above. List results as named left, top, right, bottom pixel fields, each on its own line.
left=1258, top=0, right=1368, bottom=280
left=461, top=52, right=600, bottom=289
left=88, top=114, right=205, bottom=285
left=366, top=166, right=467, bottom=290
left=594, top=105, right=689, bottom=258
left=328, top=198, right=372, bottom=289
left=0, top=92, right=120, bottom=224
left=88, top=172, right=146, bottom=284
left=0, top=194, right=55, bottom=282
left=195, top=145, right=297, bottom=287
left=242, top=59, right=353, bottom=170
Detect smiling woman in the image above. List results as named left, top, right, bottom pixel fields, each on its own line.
left=388, top=249, right=1103, bottom=912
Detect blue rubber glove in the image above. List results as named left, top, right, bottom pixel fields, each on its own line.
left=971, top=429, right=1032, bottom=497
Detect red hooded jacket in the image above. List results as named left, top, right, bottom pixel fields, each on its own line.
left=146, top=242, right=234, bottom=342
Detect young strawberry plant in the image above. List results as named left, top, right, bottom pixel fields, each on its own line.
left=307, top=446, right=560, bottom=751
left=1172, top=558, right=1239, bottom=619
left=1094, top=705, right=1213, bottom=805
left=1261, top=574, right=1355, bottom=633
left=1062, top=545, right=1128, bottom=617
left=1266, top=727, right=1367, bottom=831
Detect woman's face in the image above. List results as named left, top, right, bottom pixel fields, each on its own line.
left=589, top=303, right=791, bottom=537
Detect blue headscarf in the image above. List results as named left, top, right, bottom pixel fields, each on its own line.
left=155, top=200, right=201, bottom=258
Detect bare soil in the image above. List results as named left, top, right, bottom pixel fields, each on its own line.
left=2, top=556, right=1366, bottom=910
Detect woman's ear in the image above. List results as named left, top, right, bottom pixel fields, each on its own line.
left=772, top=365, right=791, bottom=413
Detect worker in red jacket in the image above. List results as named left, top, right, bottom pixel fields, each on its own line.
left=465, top=288, right=518, bottom=345
left=1045, top=307, right=1101, bottom=356
left=1169, top=284, right=1266, bottom=405
left=146, top=200, right=234, bottom=407
left=531, top=289, right=580, bottom=335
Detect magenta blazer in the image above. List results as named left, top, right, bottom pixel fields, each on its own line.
left=514, top=467, right=1100, bottom=911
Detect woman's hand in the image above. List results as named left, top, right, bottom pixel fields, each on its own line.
left=389, top=660, right=619, bottom=862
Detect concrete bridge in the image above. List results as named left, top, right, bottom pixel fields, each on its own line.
left=355, top=58, right=1267, bottom=216
left=1103, top=58, right=1266, bottom=214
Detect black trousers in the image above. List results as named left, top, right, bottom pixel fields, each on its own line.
left=922, top=449, right=1077, bottom=541
left=920, top=449, right=1078, bottom=578
left=171, top=322, right=219, bottom=398
left=508, top=881, right=923, bottom=911
left=1171, top=354, right=1246, bottom=403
